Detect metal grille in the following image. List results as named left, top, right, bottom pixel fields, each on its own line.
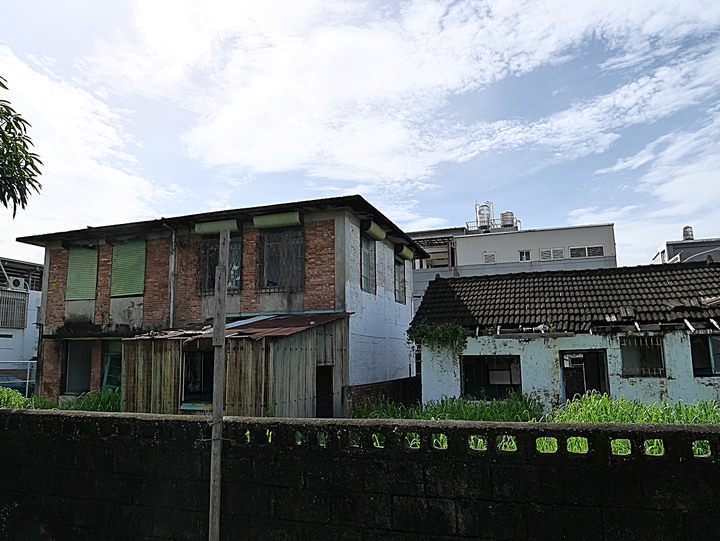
left=621, top=336, right=666, bottom=377
left=199, top=237, right=242, bottom=295
left=259, top=228, right=304, bottom=293
left=0, top=289, right=28, bottom=328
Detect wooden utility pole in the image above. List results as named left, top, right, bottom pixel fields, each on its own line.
left=209, top=229, right=229, bottom=541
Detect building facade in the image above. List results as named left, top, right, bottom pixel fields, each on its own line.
left=409, top=202, right=617, bottom=310
left=18, top=195, right=425, bottom=415
left=413, top=263, right=720, bottom=409
left=0, top=257, right=43, bottom=396
left=652, top=226, right=720, bottom=264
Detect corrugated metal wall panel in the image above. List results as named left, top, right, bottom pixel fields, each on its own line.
left=66, top=247, right=98, bottom=301
left=110, top=240, right=146, bottom=297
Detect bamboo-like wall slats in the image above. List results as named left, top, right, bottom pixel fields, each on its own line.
left=122, top=318, right=349, bottom=417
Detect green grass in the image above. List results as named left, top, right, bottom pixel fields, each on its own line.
left=354, top=393, right=543, bottom=422
left=355, top=392, right=720, bottom=456
left=0, top=388, right=119, bottom=412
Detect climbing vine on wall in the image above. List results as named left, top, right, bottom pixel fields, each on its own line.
left=407, top=320, right=468, bottom=360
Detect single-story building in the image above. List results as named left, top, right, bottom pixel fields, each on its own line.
left=122, top=313, right=349, bottom=417
left=412, top=262, right=720, bottom=409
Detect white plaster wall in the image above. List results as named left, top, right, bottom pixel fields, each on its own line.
left=454, top=224, right=616, bottom=266
left=610, top=332, right=720, bottom=403
left=0, top=290, right=41, bottom=366
left=422, top=331, right=720, bottom=410
left=345, top=217, right=414, bottom=385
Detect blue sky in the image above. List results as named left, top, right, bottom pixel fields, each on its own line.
left=2, top=1, right=720, bottom=265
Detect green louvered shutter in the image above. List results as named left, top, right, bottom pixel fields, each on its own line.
left=66, top=247, right=98, bottom=300
left=110, top=240, right=146, bottom=297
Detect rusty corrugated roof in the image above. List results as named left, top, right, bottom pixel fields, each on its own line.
left=128, top=312, right=350, bottom=341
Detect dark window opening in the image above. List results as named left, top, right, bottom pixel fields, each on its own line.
left=394, top=257, right=406, bottom=303
left=691, top=335, right=720, bottom=376
left=183, top=350, right=214, bottom=403
left=462, top=355, right=521, bottom=399
left=260, top=228, right=304, bottom=292
left=621, top=336, right=665, bottom=377
left=201, top=236, right=242, bottom=295
left=361, top=235, right=376, bottom=293
left=66, top=341, right=92, bottom=394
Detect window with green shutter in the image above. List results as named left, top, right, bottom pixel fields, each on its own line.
left=66, top=247, right=98, bottom=300
left=110, top=240, right=146, bottom=297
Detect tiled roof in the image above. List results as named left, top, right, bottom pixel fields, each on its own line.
left=412, top=263, right=720, bottom=333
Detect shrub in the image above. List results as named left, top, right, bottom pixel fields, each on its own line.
left=0, top=387, right=26, bottom=409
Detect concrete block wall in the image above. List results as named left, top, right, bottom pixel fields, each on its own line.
left=2, top=410, right=720, bottom=540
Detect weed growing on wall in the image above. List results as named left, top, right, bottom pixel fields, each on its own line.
left=407, top=320, right=468, bottom=360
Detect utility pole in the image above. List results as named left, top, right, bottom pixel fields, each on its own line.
left=209, top=229, right=229, bottom=541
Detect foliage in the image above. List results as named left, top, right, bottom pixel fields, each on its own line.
left=0, top=387, right=26, bottom=409
left=407, top=320, right=468, bottom=359
left=24, top=394, right=59, bottom=409
left=354, top=394, right=543, bottom=423
left=0, top=76, right=42, bottom=217
left=543, top=391, right=720, bottom=425
left=64, top=389, right=121, bottom=412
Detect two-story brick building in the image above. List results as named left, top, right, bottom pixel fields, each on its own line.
left=18, top=195, right=426, bottom=416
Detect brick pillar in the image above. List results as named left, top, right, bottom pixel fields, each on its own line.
left=90, top=340, right=103, bottom=391
left=143, top=236, right=171, bottom=326
left=174, top=235, right=203, bottom=325
left=45, top=249, right=68, bottom=329
left=41, top=339, right=63, bottom=398
left=94, top=244, right=112, bottom=325
left=242, top=228, right=260, bottom=313
left=304, top=220, right=335, bottom=310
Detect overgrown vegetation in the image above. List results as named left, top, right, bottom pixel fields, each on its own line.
left=0, top=388, right=120, bottom=412
left=354, top=393, right=543, bottom=422
left=406, top=320, right=468, bottom=360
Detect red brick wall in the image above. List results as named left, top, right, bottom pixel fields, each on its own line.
left=143, top=237, right=170, bottom=326
left=241, top=228, right=260, bottom=313
left=304, top=219, right=336, bottom=310
left=173, top=235, right=203, bottom=325
left=45, top=249, right=68, bottom=328
left=90, top=341, right=103, bottom=390
left=40, top=339, right=63, bottom=398
left=93, top=244, right=111, bottom=325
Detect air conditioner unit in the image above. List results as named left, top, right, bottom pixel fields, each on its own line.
left=10, top=277, right=27, bottom=290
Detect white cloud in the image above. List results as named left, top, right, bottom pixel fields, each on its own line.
left=0, top=46, right=173, bottom=261
left=72, top=0, right=720, bottom=195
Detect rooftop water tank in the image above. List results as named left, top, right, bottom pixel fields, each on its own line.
left=683, top=225, right=694, bottom=241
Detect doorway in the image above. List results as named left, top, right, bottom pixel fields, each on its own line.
left=560, top=350, right=608, bottom=401
left=315, top=366, right=334, bottom=418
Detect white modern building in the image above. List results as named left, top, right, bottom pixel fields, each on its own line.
left=409, top=201, right=617, bottom=310
left=0, top=257, right=43, bottom=396
left=652, top=226, right=720, bottom=264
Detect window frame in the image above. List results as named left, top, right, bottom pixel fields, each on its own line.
left=360, top=234, right=376, bottom=294
left=260, top=227, right=305, bottom=293
left=620, top=335, right=666, bottom=377
left=461, top=355, right=521, bottom=400
left=65, top=340, right=92, bottom=395
left=182, top=349, right=214, bottom=404
left=394, top=257, right=406, bottom=304
left=66, top=246, right=98, bottom=301
left=691, top=335, right=720, bottom=377
left=110, top=240, right=147, bottom=297
left=201, top=235, right=242, bottom=295
left=518, top=249, right=531, bottom=262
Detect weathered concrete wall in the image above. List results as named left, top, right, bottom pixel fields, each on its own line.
left=345, top=215, right=414, bottom=386
left=423, top=331, right=720, bottom=409
left=1, top=410, right=719, bottom=540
